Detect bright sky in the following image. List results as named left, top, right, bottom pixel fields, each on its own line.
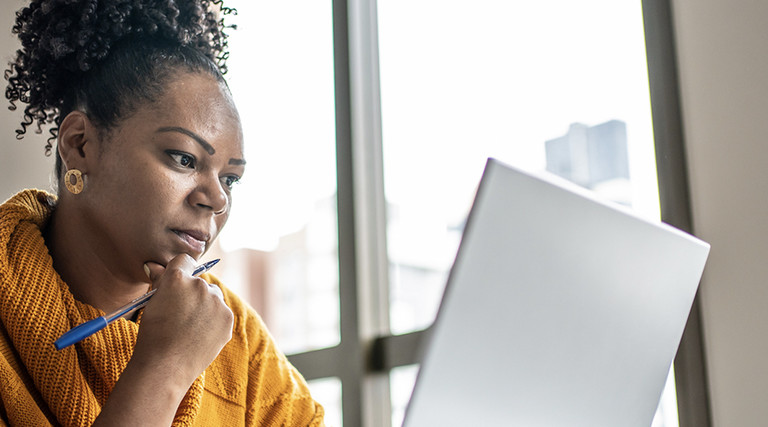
left=221, top=0, right=337, bottom=251
left=219, top=0, right=659, bottom=252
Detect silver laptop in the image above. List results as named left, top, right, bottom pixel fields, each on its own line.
left=403, top=158, right=710, bottom=427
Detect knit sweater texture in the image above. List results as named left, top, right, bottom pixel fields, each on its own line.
left=0, top=189, right=324, bottom=426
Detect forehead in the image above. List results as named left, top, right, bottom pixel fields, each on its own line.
left=140, top=72, right=244, bottom=153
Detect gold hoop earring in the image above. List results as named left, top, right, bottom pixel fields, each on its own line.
left=64, top=169, right=84, bottom=195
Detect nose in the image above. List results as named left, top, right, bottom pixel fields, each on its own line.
left=188, top=174, right=228, bottom=215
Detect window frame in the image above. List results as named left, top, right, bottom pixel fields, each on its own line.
left=286, top=1, right=712, bottom=426
left=642, top=0, right=712, bottom=426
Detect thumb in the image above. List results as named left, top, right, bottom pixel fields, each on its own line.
left=143, top=261, right=166, bottom=283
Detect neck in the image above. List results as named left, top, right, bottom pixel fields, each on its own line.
left=45, top=199, right=151, bottom=315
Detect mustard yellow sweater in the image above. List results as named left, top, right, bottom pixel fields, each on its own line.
left=0, top=190, right=324, bottom=426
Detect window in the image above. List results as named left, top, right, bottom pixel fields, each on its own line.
left=218, top=0, right=706, bottom=426
left=376, top=1, right=676, bottom=423
left=213, top=0, right=343, bottom=416
left=219, top=0, right=339, bottom=355
left=379, top=0, right=660, bottom=335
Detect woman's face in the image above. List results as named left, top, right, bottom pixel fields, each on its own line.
left=77, top=71, right=245, bottom=276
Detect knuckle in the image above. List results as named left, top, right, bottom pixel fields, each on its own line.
left=166, top=268, right=186, bottom=282
left=222, top=316, right=234, bottom=340
left=192, top=277, right=208, bottom=288
left=218, top=304, right=234, bottom=325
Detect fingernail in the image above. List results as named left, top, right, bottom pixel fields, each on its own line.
left=143, top=263, right=151, bottom=279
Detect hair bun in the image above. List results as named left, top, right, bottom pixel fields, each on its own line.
left=5, top=0, right=234, bottom=153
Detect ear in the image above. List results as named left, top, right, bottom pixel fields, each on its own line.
left=57, top=111, right=100, bottom=173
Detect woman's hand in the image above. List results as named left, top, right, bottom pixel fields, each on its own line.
left=137, top=254, right=233, bottom=381
left=93, top=254, right=234, bottom=426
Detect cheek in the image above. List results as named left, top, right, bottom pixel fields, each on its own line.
left=119, top=169, right=191, bottom=217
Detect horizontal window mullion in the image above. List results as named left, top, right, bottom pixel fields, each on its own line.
left=287, top=346, right=345, bottom=381
left=370, top=329, right=431, bottom=372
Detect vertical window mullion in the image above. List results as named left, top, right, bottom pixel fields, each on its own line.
left=348, top=0, right=392, bottom=424
left=332, top=0, right=363, bottom=424
left=336, top=0, right=391, bottom=425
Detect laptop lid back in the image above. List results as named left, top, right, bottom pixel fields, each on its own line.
left=402, top=158, right=710, bottom=427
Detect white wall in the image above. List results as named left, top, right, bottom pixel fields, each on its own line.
left=0, top=0, right=55, bottom=201
left=672, top=0, right=768, bottom=425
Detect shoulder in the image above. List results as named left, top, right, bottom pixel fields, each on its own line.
left=0, top=189, right=56, bottom=277
left=198, top=274, right=325, bottom=425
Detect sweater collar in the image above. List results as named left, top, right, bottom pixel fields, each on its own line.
left=0, top=189, right=204, bottom=425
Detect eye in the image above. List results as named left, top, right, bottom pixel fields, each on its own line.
left=167, top=151, right=196, bottom=169
left=221, top=175, right=241, bottom=190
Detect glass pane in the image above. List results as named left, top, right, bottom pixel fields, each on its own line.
left=378, top=0, right=659, bottom=335
left=378, top=0, right=675, bottom=425
left=653, top=367, right=681, bottom=427
left=390, top=365, right=419, bottom=427
left=214, top=0, right=340, bottom=355
left=308, top=377, right=343, bottom=427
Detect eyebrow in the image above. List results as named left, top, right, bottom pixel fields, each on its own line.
left=156, top=126, right=247, bottom=166
left=157, top=126, right=215, bottom=155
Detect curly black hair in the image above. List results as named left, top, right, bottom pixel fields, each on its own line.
left=4, top=0, right=236, bottom=176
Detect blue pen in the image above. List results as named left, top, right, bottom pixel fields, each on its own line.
left=54, top=259, right=220, bottom=350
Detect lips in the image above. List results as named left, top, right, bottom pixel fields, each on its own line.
left=172, top=229, right=210, bottom=255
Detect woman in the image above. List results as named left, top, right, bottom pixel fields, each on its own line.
left=0, top=0, right=324, bottom=425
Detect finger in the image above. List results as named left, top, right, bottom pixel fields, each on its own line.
left=207, top=283, right=225, bottom=301
left=144, top=254, right=196, bottom=282
left=144, top=262, right=165, bottom=282
left=164, top=254, right=196, bottom=275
